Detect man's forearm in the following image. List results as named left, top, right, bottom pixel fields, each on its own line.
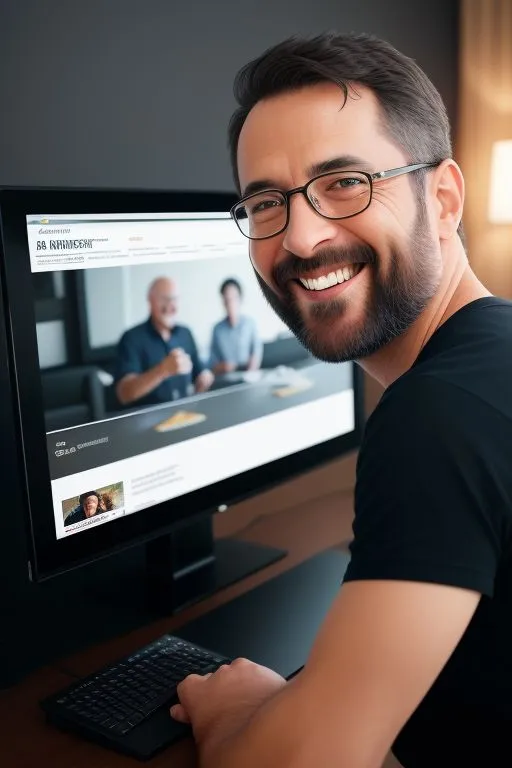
left=247, top=353, right=261, bottom=371
left=194, top=369, right=213, bottom=392
left=198, top=677, right=376, bottom=768
left=116, top=364, right=165, bottom=404
left=198, top=681, right=298, bottom=768
left=212, top=361, right=230, bottom=374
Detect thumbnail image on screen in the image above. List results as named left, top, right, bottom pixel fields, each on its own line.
left=61, top=481, right=125, bottom=536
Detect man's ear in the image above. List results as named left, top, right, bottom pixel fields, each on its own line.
left=432, top=159, right=464, bottom=241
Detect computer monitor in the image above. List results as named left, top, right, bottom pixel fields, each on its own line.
left=0, top=187, right=363, bottom=617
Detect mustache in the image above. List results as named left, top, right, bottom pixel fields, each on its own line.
left=272, top=244, right=377, bottom=288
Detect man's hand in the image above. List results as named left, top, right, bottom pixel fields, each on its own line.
left=171, top=658, right=286, bottom=758
left=195, top=368, right=214, bottom=392
left=214, top=361, right=237, bottom=374
left=160, top=348, right=193, bottom=377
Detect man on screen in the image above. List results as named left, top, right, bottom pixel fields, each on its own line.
left=115, top=277, right=213, bottom=407
left=210, top=278, right=262, bottom=374
left=64, top=491, right=101, bottom=526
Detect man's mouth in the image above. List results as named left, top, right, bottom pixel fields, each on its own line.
left=297, top=263, right=364, bottom=292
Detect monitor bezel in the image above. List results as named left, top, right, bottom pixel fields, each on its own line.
left=0, top=187, right=364, bottom=581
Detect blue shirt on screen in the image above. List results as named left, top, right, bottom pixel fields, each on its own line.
left=115, top=318, right=205, bottom=407
left=210, top=315, right=262, bottom=370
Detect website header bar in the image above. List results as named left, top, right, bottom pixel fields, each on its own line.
left=26, top=213, right=247, bottom=273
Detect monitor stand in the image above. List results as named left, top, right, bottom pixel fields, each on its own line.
left=1, top=514, right=286, bottom=687
left=144, top=514, right=287, bottom=613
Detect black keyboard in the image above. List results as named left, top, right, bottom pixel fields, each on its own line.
left=41, top=634, right=231, bottom=760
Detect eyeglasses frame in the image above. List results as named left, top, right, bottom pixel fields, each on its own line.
left=230, top=162, right=440, bottom=240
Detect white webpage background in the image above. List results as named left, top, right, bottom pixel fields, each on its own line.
left=52, top=390, right=354, bottom=539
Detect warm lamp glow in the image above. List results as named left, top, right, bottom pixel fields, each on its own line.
left=489, top=140, right=512, bottom=224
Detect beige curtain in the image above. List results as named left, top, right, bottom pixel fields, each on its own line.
left=458, top=0, right=512, bottom=296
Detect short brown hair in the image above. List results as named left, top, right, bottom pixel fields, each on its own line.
left=228, top=32, right=463, bottom=238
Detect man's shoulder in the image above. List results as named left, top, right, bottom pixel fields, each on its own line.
left=65, top=506, right=83, bottom=524
left=212, top=318, right=227, bottom=334
left=121, top=320, right=151, bottom=343
left=374, top=300, right=512, bottom=437
left=411, top=298, right=512, bottom=392
left=375, top=298, right=512, bottom=428
left=373, top=372, right=482, bottom=430
left=174, top=324, right=194, bottom=339
left=363, top=365, right=511, bottom=476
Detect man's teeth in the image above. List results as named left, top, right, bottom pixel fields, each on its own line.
left=299, top=264, right=362, bottom=291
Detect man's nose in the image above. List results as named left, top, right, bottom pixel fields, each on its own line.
left=281, top=194, right=341, bottom=259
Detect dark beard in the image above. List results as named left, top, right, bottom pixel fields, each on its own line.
left=254, top=206, right=440, bottom=363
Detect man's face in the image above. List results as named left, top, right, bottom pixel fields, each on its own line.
left=223, top=284, right=241, bottom=317
left=149, top=278, right=179, bottom=329
left=83, top=494, right=99, bottom=518
left=236, top=83, right=442, bottom=362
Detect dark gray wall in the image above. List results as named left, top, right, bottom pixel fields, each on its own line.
left=0, top=0, right=459, bottom=191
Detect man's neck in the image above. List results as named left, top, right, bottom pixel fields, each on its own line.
left=151, top=317, right=173, bottom=341
left=359, top=245, right=492, bottom=389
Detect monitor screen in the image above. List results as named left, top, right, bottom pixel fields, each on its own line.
left=0, top=189, right=363, bottom=581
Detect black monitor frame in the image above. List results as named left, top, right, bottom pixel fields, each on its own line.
left=0, top=187, right=364, bottom=599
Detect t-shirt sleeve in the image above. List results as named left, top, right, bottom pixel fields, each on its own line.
left=344, top=375, right=506, bottom=597
left=114, top=331, right=143, bottom=382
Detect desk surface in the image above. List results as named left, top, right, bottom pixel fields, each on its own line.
left=1, top=489, right=406, bottom=768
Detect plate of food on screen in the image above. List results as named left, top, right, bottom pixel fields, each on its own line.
left=154, top=410, right=207, bottom=432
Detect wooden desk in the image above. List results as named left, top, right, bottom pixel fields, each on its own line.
left=0, top=488, right=352, bottom=766
left=0, top=487, right=400, bottom=767
left=0, top=492, right=399, bottom=768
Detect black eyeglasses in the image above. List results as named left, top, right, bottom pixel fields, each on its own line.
left=230, top=162, right=439, bottom=241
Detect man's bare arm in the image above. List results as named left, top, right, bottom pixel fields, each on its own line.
left=199, top=579, right=480, bottom=768
left=116, top=365, right=166, bottom=405
left=211, top=361, right=236, bottom=375
left=246, top=353, right=261, bottom=371
left=194, top=369, right=214, bottom=393
left=116, top=348, right=192, bottom=404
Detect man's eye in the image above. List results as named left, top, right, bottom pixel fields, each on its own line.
left=251, top=199, right=281, bottom=214
left=332, top=177, right=362, bottom=188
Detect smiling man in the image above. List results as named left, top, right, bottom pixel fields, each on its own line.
left=115, top=276, right=213, bottom=407
left=171, top=33, right=512, bottom=767
left=64, top=490, right=101, bottom=526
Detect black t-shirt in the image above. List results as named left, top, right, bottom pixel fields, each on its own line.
left=64, top=505, right=86, bottom=526
left=343, top=297, right=512, bottom=767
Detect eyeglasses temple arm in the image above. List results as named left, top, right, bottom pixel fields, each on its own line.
left=371, top=162, right=438, bottom=181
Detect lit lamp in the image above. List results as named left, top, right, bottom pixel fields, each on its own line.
left=488, top=140, right=512, bottom=224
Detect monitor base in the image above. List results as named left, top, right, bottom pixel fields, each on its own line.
left=145, top=532, right=287, bottom=614
left=143, top=513, right=286, bottom=613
